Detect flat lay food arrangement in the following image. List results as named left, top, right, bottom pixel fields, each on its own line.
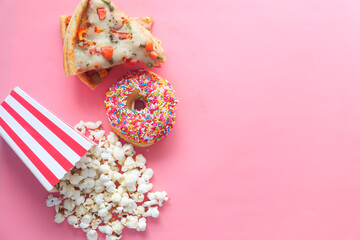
left=3, top=1, right=360, bottom=240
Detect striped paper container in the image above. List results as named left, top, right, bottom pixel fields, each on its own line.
left=0, top=87, right=94, bottom=191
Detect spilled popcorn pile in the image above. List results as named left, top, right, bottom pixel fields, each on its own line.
left=46, top=121, right=169, bottom=240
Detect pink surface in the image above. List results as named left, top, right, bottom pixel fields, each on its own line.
left=1, top=0, right=360, bottom=239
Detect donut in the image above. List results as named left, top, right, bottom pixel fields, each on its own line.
left=105, top=69, right=177, bottom=147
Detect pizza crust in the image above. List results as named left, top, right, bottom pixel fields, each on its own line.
left=63, top=0, right=90, bottom=77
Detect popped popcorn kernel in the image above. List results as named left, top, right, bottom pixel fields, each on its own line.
left=54, top=213, right=65, bottom=223
left=87, top=229, right=98, bottom=240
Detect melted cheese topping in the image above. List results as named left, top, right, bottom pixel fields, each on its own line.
left=74, top=0, right=164, bottom=73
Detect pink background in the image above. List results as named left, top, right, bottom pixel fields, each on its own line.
left=1, top=0, right=360, bottom=239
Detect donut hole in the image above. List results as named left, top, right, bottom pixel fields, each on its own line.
left=134, top=100, right=146, bottom=110
left=127, top=89, right=146, bottom=111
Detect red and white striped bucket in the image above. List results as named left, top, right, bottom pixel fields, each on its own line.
left=0, top=87, right=94, bottom=191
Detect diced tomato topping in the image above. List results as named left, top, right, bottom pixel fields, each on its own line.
left=97, top=8, right=107, bottom=20
left=145, top=42, right=154, bottom=51
left=94, top=26, right=103, bottom=33
left=149, top=51, right=158, bottom=59
left=100, top=46, right=113, bottom=61
left=89, top=48, right=96, bottom=55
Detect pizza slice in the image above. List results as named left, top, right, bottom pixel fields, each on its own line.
left=60, top=15, right=155, bottom=89
left=63, top=0, right=165, bottom=78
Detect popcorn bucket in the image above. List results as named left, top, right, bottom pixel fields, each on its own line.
left=0, top=87, right=94, bottom=191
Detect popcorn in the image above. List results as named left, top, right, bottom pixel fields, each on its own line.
left=90, top=159, right=101, bottom=169
left=122, top=144, right=135, bottom=156
left=54, top=213, right=65, bottom=223
left=47, top=121, right=169, bottom=240
left=90, top=130, right=106, bottom=141
left=111, top=171, right=122, bottom=182
left=81, top=178, right=95, bottom=190
left=126, top=185, right=137, bottom=192
left=130, top=192, right=144, bottom=202
left=99, top=225, right=113, bottom=235
left=82, top=157, right=93, bottom=167
left=120, top=195, right=137, bottom=213
left=142, top=168, right=153, bottom=181
left=68, top=215, right=78, bottom=226
left=111, top=220, right=124, bottom=235
left=104, top=181, right=116, bottom=193
left=148, top=191, right=169, bottom=207
left=124, top=215, right=138, bottom=229
left=106, top=235, right=122, bottom=240
left=85, top=121, right=102, bottom=130
left=103, top=192, right=112, bottom=202
left=91, top=218, right=101, bottom=230
left=63, top=199, right=76, bottom=212
left=137, top=217, right=147, bottom=231
left=71, top=190, right=81, bottom=200
left=80, top=222, right=90, bottom=229
left=137, top=182, right=153, bottom=194
left=80, top=214, right=92, bottom=229
left=98, top=206, right=109, bottom=217
left=110, top=191, right=122, bottom=203
left=102, top=213, right=113, bottom=223
left=82, top=215, right=93, bottom=225
left=60, top=183, right=75, bottom=198
left=122, top=157, right=136, bottom=172
left=136, top=206, right=145, bottom=216
left=75, top=205, right=87, bottom=216
left=145, top=207, right=160, bottom=218
left=135, top=154, right=146, bottom=166
left=122, top=171, right=139, bottom=187
left=75, top=159, right=88, bottom=169
left=84, top=198, right=95, bottom=211
left=46, top=195, right=62, bottom=207
left=86, top=229, right=98, bottom=240
left=82, top=168, right=97, bottom=179
left=94, top=193, right=104, bottom=205
left=75, top=120, right=86, bottom=134
left=142, top=200, right=157, bottom=208
left=114, top=206, right=123, bottom=214
left=76, top=195, right=86, bottom=205
left=100, top=173, right=111, bottom=182
left=107, top=132, right=118, bottom=144
left=88, top=145, right=101, bottom=158
left=113, top=146, right=125, bottom=163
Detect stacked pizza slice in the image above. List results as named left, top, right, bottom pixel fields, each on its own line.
left=61, top=0, right=166, bottom=89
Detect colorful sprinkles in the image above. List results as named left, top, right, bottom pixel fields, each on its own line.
left=105, top=69, right=178, bottom=145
